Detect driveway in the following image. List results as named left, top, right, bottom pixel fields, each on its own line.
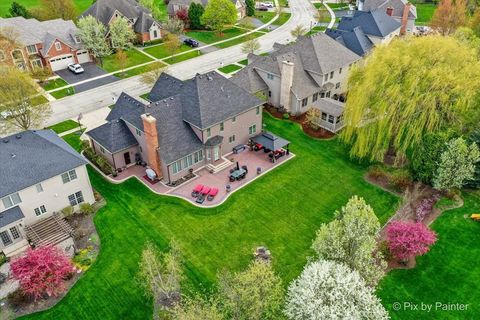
left=55, top=62, right=120, bottom=93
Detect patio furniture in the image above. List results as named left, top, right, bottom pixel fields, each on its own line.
left=201, top=186, right=211, bottom=195
left=146, top=168, right=157, bottom=181
left=191, top=184, right=204, bottom=197
left=226, top=184, right=231, bottom=192
left=242, top=165, right=248, bottom=173
left=257, top=167, right=261, bottom=175
left=233, top=144, right=246, bottom=154
left=207, top=187, right=219, bottom=201
left=254, top=143, right=263, bottom=151
left=471, top=213, right=480, bottom=221
left=196, top=194, right=206, bottom=204
left=229, top=168, right=246, bottom=182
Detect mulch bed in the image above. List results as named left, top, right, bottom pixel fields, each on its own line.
left=264, top=105, right=335, bottom=139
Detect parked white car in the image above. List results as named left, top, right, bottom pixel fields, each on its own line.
left=263, top=1, right=274, bottom=7
left=67, top=63, right=84, bottom=74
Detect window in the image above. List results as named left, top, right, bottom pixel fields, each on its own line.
left=324, top=74, right=328, bottom=82
left=173, top=150, right=203, bottom=174
left=193, top=150, right=204, bottom=163
left=206, top=128, right=211, bottom=137
left=12, top=49, right=23, bottom=60
left=339, top=67, right=342, bottom=74
left=301, top=97, right=308, bottom=107
left=268, top=91, right=272, bottom=97
left=2, top=193, right=21, bottom=209
left=35, top=183, right=43, bottom=193
left=61, top=169, right=77, bottom=184
left=330, top=71, right=334, bottom=79
left=229, top=135, right=236, bottom=143
left=100, top=146, right=105, bottom=153
left=220, top=122, right=224, bottom=131
left=326, top=91, right=331, bottom=98
left=10, top=226, right=20, bottom=240
left=232, top=116, right=236, bottom=123
left=335, top=82, right=340, bottom=89
left=55, top=42, right=62, bottom=51
left=312, top=93, right=318, bottom=102
left=153, top=30, right=158, bottom=38
left=248, top=124, right=257, bottom=135
left=321, top=112, right=327, bottom=121
left=320, top=92, right=325, bottom=98
left=0, top=231, right=12, bottom=246
left=336, top=115, right=343, bottom=124
left=139, top=146, right=143, bottom=153
left=31, top=59, right=42, bottom=68
left=26, top=45, right=37, bottom=54
left=267, top=73, right=274, bottom=80
left=256, top=106, right=260, bottom=115
left=68, top=191, right=84, bottom=206
left=135, top=128, right=142, bottom=136
left=328, top=115, right=335, bottom=124
left=0, top=50, right=4, bottom=61
left=34, top=205, right=47, bottom=216
left=74, top=35, right=81, bottom=43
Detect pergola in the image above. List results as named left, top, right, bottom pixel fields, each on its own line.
left=251, top=132, right=290, bottom=162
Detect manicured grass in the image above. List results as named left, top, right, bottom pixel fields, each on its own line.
left=61, top=130, right=84, bottom=152
left=306, top=26, right=327, bottom=36
left=0, top=0, right=92, bottom=16
left=412, top=2, right=436, bottom=25
left=327, top=3, right=350, bottom=10
left=218, top=64, right=243, bottom=74
left=139, top=93, right=150, bottom=101
left=185, top=27, right=248, bottom=44
left=41, top=78, right=68, bottom=92
left=254, top=12, right=291, bottom=25
left=24, top=114, right=398, bottom=320
left=215, top=32, right=263, bottom=49
left=143, top=44, right=193, bottom=60
left=378, top=191, right=480, bottom=319
left=238, top=59, right=249, bottom=65
left=101, top=49, right=153, bottom=73
left=163, top=50, right=202, bottom=64
left=50, top=87, right=75, bottom=100
left=114, top=62, right=167, bottom=79
left=47, top=119, right=79, bottom=134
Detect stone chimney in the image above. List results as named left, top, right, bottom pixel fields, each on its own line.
left=279, top=60, right=294, bottom=112
left=386, top=7, right=393, bottom=16
left=357, top=0, right=365, bottom=11
left=400, top=2, right=411, bottom=35
left=141, top=113, right=162, bottom=178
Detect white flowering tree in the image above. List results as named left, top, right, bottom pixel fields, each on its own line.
left=284, top=260, right=389, bottom=320
left=433, top=137, right=480, bottom=191
left=109, top=17, right=136, bottom=49
left=311, top=196, right=386, bottom=286
left=77, top=16, right=111, bottom=66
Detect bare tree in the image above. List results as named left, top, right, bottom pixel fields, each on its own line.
left=140, top=63, right=168, bottom=86
left=290, top=25, right=307, bottom=37
left=241, top=36, right=260, bottom=54
left=0, top=27, right=20, bottom=68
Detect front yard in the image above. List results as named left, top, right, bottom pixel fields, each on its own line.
left=143, top=44, right=195, bottom=60
left=100, top=49, right=153, bottom=73
left=185, top=27, right=249, bottom=44
left=23, top=114, right=398, bottom=319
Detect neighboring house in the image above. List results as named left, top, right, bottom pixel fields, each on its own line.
left=80, top=0, right=163, bottom=45
left=0, top=17, right=91, bottom=72
left=357, top=0, right=416, bottom=34
left=86, top=71, right=263, bottom=184
left=0, top=130, right=95, bottom=257
left=168, top=0, right=246, bottom=20
left=326, top=9, right=401, bottom=56
left=230, top=33, right=360, bottom=121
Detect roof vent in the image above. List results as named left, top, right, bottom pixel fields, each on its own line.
left=15, top=134, right=21, bottom=139
left=2, top=139, right=9, bottom=143
left=163, top=99, right=166, bottom=103
left=11, top=153, right=16, bottom=158
left=170, top=97, right=174, bottom=100
left=207, top=76, right=212, bottom=81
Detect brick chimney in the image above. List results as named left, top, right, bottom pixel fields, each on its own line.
left=386, top=7, right=393, bottom=16
left=279, top=60, right=294, bottom=112
left=141, top=113, right=162, bottom=178
left=400, top=2, right=411, bottom=35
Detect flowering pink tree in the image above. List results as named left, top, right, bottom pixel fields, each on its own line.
left=11, top=246, right=75, bottom=300
left=386, top=221, right=437, bottom=262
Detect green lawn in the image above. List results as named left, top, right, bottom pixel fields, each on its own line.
left=0, top=0, right=92, bottom=16
left=47, top=119, right=79, bottom=134
left=327, top=3, right=350, bottom=10
left=412, top=2, right=436, bottom=25
left=101, top=49, right=153, bottom=73
left=378, top=191, right=480, bottom=319
left=23, top=114, right=398, bottom=320
left=185, top=27, right=248, bottom=44
left=163, top=50, right=202, bottom=64
left=61, top=130, right=84, bottom=152
left=41, top=78, right=68, bottom=92
left=143, top=44, right=193, bottom=60
left=238, top=59, right=249, bottom=65
left=114, top=61, right=167, bottom=79
left=218, top=64, right=243, bottom=74
left=50, top=87, right=75, bottom=100
left=306, top=26, right=327, bottom=36
left=254, top=12, right=291, bottom=25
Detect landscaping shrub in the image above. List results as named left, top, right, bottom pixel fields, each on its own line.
left=0, top=253, right=7, bottom=266
left=81, top=144, right=114, bottom=175
left=0, top=272, right=7, bottom=284
left=367, top=165, right=387, bottom=180
left=415, top=195, right=440, bottom=222
left=388, top=170, right=412, bottom=191
left=61, top=206, right=74, bottom=218
left=283, top=113, right=290, bottom=119
left=79, top=203, right=94, bottom=215
left=7, top=289, right=33, bottom=308
left=73, top=246, right=95, bottom=271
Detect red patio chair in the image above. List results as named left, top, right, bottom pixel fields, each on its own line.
left=191, top=184, right=204, bottom=197
left=207, top=187, right=219, bottom=201
left=201, top=186, right=211, bottom=195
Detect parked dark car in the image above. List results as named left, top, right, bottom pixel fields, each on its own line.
left=184, top=38, right=199, bottom=47
left=257, top=6, right=269, bottom=11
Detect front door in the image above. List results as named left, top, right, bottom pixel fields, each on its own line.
left=123, top=152, right=131, bottom=165
left=213, top=146, right=220, bottom=161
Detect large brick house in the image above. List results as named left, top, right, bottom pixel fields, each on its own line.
left=80, top=0, right=163, bottom=45
left=86, top=71, right=263, bottom=184
left=0, top=17, right=91, bottom=72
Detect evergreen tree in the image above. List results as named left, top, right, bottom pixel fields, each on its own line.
left=245, top=0, right=255, bottom=16
left=9, top=2, right=31, bottom=18
left=188, top=3, right=205, bottom=30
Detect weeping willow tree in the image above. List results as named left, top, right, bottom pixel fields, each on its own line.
left=341, top=35, right=480, bottom=162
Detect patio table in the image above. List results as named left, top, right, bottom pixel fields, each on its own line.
left=229, top=168, right=246, bottom=181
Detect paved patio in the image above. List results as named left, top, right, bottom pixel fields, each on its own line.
left=105, top=149, right=293, bottom=207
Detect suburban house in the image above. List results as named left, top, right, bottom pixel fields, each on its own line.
left=230, top=33, right=360, bottom=123
left=326, top=9, right=401, bottom=56
left=80, top=0, right=163, bottom=45
left=357, top=0, right=416, bottom=34
left=0, top=17, right=91, bottom=72
left=0, top=130, right=95, bottom=257
left=168, top=0, right=246, bottom=20
left=86, top=71, right=263, bottom=184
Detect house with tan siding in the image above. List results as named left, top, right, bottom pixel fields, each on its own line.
left=86, top=71, right=263, bottom=185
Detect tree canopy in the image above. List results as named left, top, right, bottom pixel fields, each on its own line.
left=188, top=3, right=205, bottom=29
left=109, top=17, right=136, bottom=49
left=201, top=0, right=238, bottom=34
left=342, top=36, right=480, bottom=161
left=77, top=16, right=111, bottom=64
left=9, top=2, right=31, bottom=18
left=430, top=0, right=467, bottom=35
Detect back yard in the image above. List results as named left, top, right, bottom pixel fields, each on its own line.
left=22, top=114, right=398, bottom=319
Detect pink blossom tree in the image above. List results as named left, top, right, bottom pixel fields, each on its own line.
left=11, top=246, right=75, bottom=300
left=386, top=221, right=437, bottom=262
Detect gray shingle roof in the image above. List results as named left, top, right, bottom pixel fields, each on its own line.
left=229, top=55, right=269, bottom=94
left=86, top=120, right=138, bottom=153
left=80, top=0, right=159, bottom=33
left=326, top=26, right=374, bottom=56
left=361, top=0, right=417, bottom=19
left=337, top=9, right=401, bottom=38
left=0, top=17, right=80, bottom=51
left=311, top=98, right=345, bottom=117
left=0, top=130, right=86, bottom=198
left=0, top=206, right=24, bottom=227
left=107, top=92, right=145, bottom=122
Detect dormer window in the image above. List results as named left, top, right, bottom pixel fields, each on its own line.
left=55, top=42, right=62, bottom=51
left=74, top=36, right=81, bottom=43
left=26, top=45, right=37, bottom=54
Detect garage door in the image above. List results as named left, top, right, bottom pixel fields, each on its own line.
left=49, top=54, right=74, bottom=71
left=76, top=50, right=91, bottom=64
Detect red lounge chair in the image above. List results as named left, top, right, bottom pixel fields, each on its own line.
left=207, top=187, right=219, bottom=201
left=191, top=184, right=204, bottom=197
left=201, top=186, right=211, bottom=195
